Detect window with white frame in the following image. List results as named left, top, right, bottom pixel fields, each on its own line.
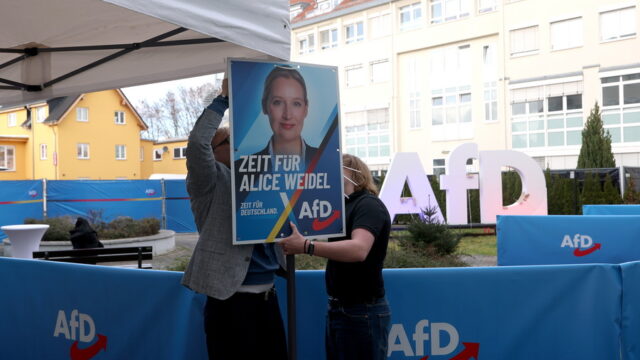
left=77, top=143, right=90, bottom=159
left=430, top=0, right=470, bottom=24
left=370, top=60, right=390, bottom=83
left=298, top=33, right=315, bottom=54
left=173, top=146, right=187, bottom=159
left=478, top=0, right=497, bottom=13
left=510, top=26, right=539, bottom=56
left=483, top=44, right=498, bottom=122
left=484, top=84, right=498, bottom=122
left=601, top=72, right=640, bottom=143
left=114, top=111, right=126, bottom=124
left=407, top=58, right=422, bottom=129
left=344, top=21, right=364, bottom=44
left=153, top=148, right=163, bottom=161
left=430, top=45, right=472, bottom=126
left=510, top=81, right=584, bottom=149
left=0, top=145, right=15, bottom=171
left=433, top=159, right=446, bottom=177
left=550, top=17, right=583, bottom=51
left=320, top=28, right=338, bottom=49
left=76, top=107, right=89, bottom=122
left=370, top=13, right=391, bottom=38
left=344, top=108, right=390, bottom=160
left=400, top=3, right=422, bottom=30
left=115, top=145, right=126, bottom=160
left=7, top=113, right=17, bottom=127
left=345, top=65, right=366, bottom=87
left=600, top=6, right=636, bottom=42
left=36, top=107, right=46, bottom=123
left=311, top=0, right=341, bottom=16
left=40, top=144, right=47, bottom=160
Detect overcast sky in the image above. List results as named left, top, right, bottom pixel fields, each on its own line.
left=121, top=73, right=222, bottom=104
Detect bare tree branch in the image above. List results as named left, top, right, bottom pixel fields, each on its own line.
left=136, top=80, right=221, bottom=140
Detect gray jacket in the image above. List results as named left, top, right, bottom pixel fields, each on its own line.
left=181, top=108, right=285, bottom=300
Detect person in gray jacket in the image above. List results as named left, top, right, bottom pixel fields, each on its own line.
left=181, top=78, right=288, bottom=360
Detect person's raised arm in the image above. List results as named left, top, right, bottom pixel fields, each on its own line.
left=186, top=79, right=228, bottom=197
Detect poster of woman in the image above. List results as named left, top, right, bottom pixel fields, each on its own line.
left=229, top=59, right=344, bottom=244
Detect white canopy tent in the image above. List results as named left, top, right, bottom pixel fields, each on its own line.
left=0, top=0, right=290, bottom=108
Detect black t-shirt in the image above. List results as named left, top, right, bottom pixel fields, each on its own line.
left=325, top=190, right=391, bottom=303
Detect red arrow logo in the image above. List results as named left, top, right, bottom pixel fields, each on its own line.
left=70, top=334, right=107, bottom=360
left=312, top=210, right=341, bottom=231
left=449, top=342, right=480, bottom=360
left=573, top=243, right=601, bottom=257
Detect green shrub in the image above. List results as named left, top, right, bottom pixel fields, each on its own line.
left=27, top=216, right=160, bottom=241
left=295, top=252, right=328, bottom=270
left=98, top=216, right=161, bottom=240
left=24, top=216, right=75, bottom=241
left=403, top=206, right=462, bottom=256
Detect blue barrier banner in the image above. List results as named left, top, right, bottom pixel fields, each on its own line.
left=47, top=180, right=162, bottom=222
left=1, top=257, right=635, bottom=360
left=622, top=261, right=640, bottom=360
left=277, top=264, right=623, bottom=360
left=0, top=180, right=43, bottom=240
left=497, top=215, right=640, bottom=265
left=0, top=258, right=207, bottom=359
left=164, top=180, right=196, bottom=233
left=584, top=204, right=640, bottom=215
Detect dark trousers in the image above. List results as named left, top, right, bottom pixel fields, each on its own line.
left=204, top=289, right=288, bottom=360
left=325, top=298, right=391, bottom=360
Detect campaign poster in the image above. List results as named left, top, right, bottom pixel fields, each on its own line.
left=228, top=59, right=345, bottom=244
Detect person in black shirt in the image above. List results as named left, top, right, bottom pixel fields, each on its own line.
left=279, top=153, right=392, bottom=360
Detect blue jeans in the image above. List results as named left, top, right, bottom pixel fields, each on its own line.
left=325, top=298, right=391, bottom=360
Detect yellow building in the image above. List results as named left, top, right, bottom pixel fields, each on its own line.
left=141, top=138, right=189, bottom=178
left=0, top=89, right=148, bottom=180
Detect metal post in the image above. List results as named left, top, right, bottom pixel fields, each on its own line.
left=42, top=178, right=47, bottom=219
left=286, top=254, right=297, bottom=360
left=160, top=179, right=167, bottom=230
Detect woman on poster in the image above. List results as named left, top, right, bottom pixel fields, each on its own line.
left=234, top=65, right=321, bottom=207
left=256, top=65, right=318, bottom=165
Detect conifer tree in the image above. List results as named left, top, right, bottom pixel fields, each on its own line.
left=602, top=174, right=622, bottom=204
left=624, top=176, right=640, bottom=204
left=577, top=102, right=616, bottom=168
left=560, top=176, right=575, bottom=214
left=581, top=172, right=603, bottom=206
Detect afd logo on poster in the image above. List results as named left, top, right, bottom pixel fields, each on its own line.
left=560, top=234, right=602, bottom=257
left=298, top=199, right=341, bottom=231
left=53, top=309, right=107, bottom=360
left=388, top=319, right=479, bottom=359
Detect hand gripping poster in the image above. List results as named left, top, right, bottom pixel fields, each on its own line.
left=229, top=59, right=345, bottom=244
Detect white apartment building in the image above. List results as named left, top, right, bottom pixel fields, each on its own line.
left=290, top=0, right=640, bottom=176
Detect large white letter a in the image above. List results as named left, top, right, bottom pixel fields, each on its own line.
left=379, top=153, right=444, bottom=222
